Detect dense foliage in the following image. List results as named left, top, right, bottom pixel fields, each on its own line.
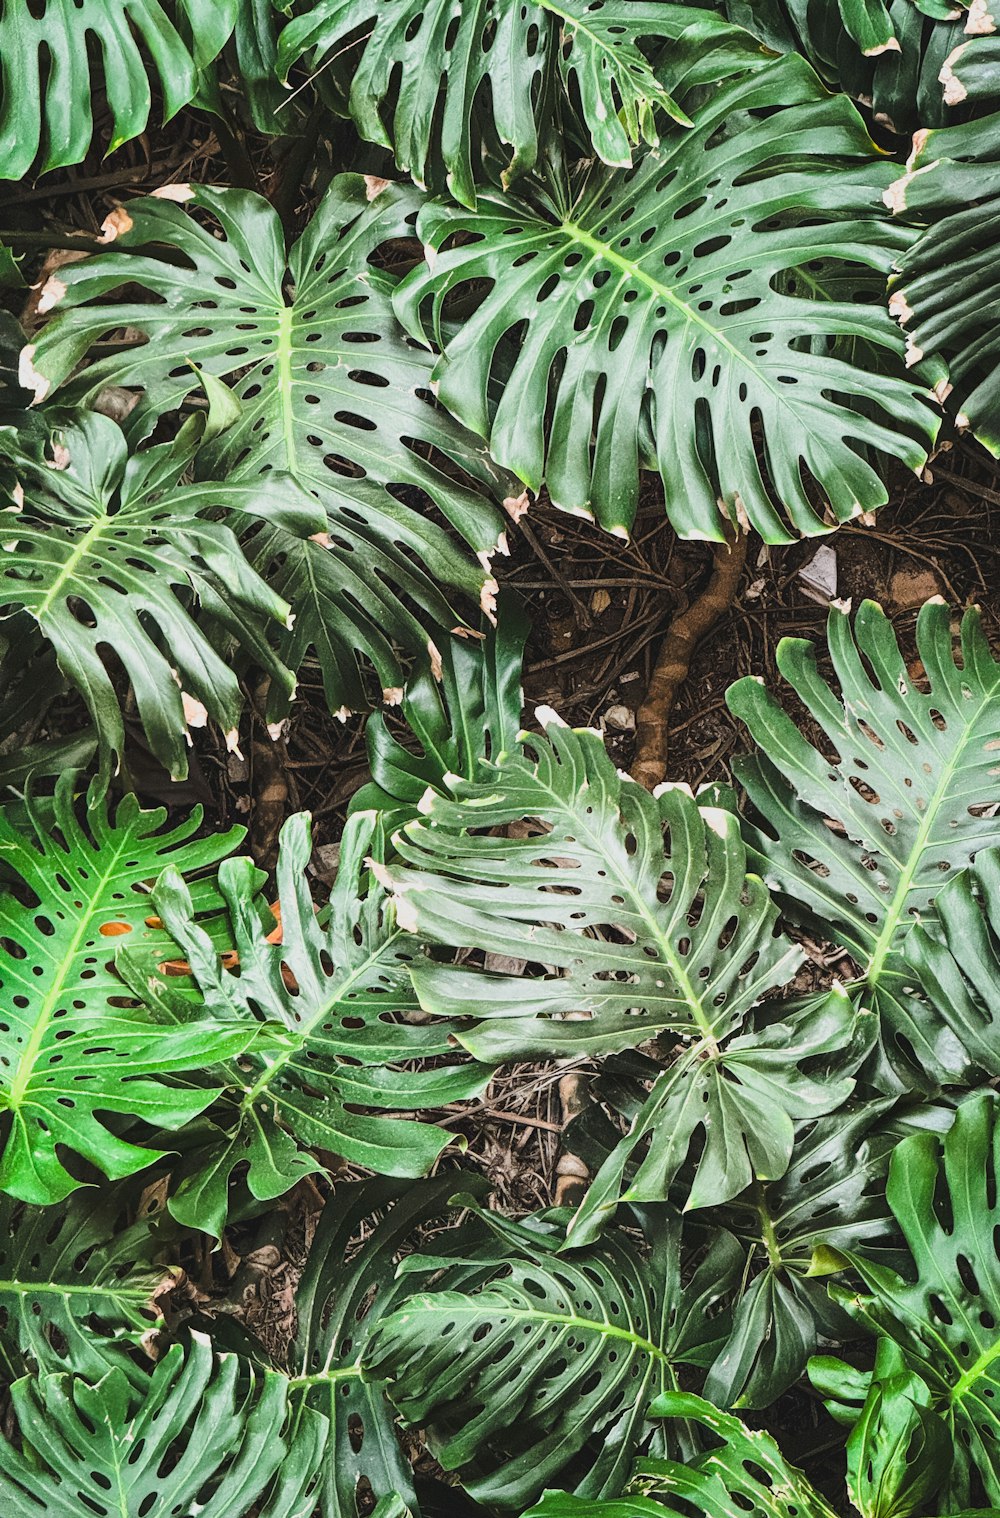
left=1, top=2, right=1000, bottom=1516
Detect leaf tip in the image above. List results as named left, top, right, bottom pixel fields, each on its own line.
left=151, top=183, right=195, bottom=202
left=99, top=206, right=134, bottom=242
left=18, top=344, right=50, bottom=404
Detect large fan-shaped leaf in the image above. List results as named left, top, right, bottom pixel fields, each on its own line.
left=727, top=598, right=1000, bottom=1090
left=0, top=408, right=310, bottom=779
left=0, top=776, right=251, bottom=1205
left=122, top=809, right=488, bottom=1239
left=393, top=54, right=937, bottom=542
left=0, top=1187, right=173, bottom=1384
left=381, top=715, right=852, bottom=1229
left=833, top=1092, right=1000, bottom=1510
left=0, top=1333, right=325, bottom=1518
left=886, top=112, right=1000, bottom=454
left=0, top=0, right=239, bottom=180
left=366, top=1205, right=741, bottom=1509
left=385, top=714, right=801, bottom=1061
left=276, top=1, right=766, bottom=208
left=288, top=1176, right=486, bottom=1518
left=24, top=178, right=519, bottom=715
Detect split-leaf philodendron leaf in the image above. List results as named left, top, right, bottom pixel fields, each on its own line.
left=23, top=178, right=521, bottom=717
left=728, top=597, right=1000, bottom=1089
left=394, top=54, right=938, bottom=541
left=0, top=777, right=250, bottom=1205
left=120, top=809, right=488, bottom=1239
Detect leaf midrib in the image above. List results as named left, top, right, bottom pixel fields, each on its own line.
left=864, top=681, right=1000, bottom=987
left=4, top=829, right=134, bottom=1110
left=238, top=925, right=410, bottom=1109
left=396, top=1298, right=668, bottom=1365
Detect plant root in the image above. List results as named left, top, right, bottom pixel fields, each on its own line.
left=631, top=525, right=747, bottom=790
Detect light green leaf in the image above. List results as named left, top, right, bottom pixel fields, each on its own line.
left=0, top=776, right=250, bottom=1205
left=121, top=809, right=488, bottom=1238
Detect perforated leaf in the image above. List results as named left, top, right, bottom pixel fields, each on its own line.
left=704, top=1099, right=951, bottom=1409
left=276, top=1, right=765, bottom=207
left=570, top=987, right=865, bottom=1247
left=0, top=0, right=239, bottom=180
left=367, top=1207, right=741, bottom=1509
left=288, top=1177, right=483, bottom=1518
left=122, top=809, right=488, bottom=1239
left=834, top=1092, right=1000, bottom=1510
left=728, top=598, right=1000, bottom=1090
left=0, top=408, right=305, bottom=779
left=0, top=1187, right=173, bottom=1384
left=394, top=53, right=937, bottom=542
left=630, top=1393, right=839, bottom=1518
left=0, top=1333, right=325, bottom=1518
left=887, top=113, right=1000, bottom=456
left=25, top=178, right=518, bottom=716
left=383, top=714, right=823, bottom=1226
left=0, top=776, right=250, bottom=1205
left=386, top=716, right=800, bottom=1060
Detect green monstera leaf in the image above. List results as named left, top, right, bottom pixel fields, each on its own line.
left=382, top=714, right=867, bottom=1233
left=886, top=112, right=1000, bottom=455
left=287, top=1176, right=488, bottom=1518
left=385, top=714, right=802, bottom=1061
left=122, top=809, right=488, bottom=1239
left=0, top=407, right=314, bottom=780
left=393, top=53, right=937, bottom=542
left=905, top=847, right=1000, bottom=1077
left=0, top=0, right=239, bottom=181
left=0, top=1186, right=175, bottom=1384
left=23, top=178, right=519, bottom=718
left=0, top=776, right=251, bottom=1205
left=0, top=1333, right=325, bottom=1518
left=831, top=1092, right=1000, bottom=1510
left=727, top=598, right=1000, bottom=1091
left=366, top=1204, right=741, bottom=1510
left=276, top=0, right=767, bottom=207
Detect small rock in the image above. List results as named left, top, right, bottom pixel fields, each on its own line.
left=604, top=704, right=635, bottom=731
